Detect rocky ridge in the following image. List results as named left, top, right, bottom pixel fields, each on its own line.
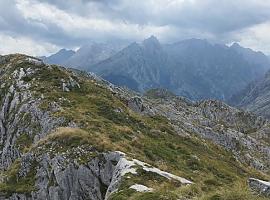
left=0, top=54, right=269, bottom=199
left=0, top=56, right=67, bottom=170
left=129, top=89, right=270, bottom=172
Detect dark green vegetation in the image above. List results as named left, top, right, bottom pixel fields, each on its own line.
left=144, top=88, right=176, bottom=99
left=0, top=159, right=37, bottom=197
left=0, top=54, right=269, bottom=199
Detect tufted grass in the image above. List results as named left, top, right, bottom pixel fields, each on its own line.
left=0, top=159, right=37, bottom=197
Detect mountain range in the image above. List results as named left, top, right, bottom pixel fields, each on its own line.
left=43, top=36, right=270, bottom=101
left=42, top=42, right=126, bottom=70
left=0, top=54, right=269, bottom=199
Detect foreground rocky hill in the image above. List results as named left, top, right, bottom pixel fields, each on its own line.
left=0, top=54, right=269, bottom=199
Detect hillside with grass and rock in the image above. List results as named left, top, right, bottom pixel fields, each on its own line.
left=0, top=54, right=269, bottom=200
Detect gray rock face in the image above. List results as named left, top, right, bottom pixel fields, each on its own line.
left=61, top=77, right=80, bottom=92
left=2, top=150, right=191, bottom=200
left=30, top=152, right=119, bottom=200
left=0, top=151, right=119, bottom=200
left=0, top=63, right=65, bottom=170
left=132, top=95, right=270, bottom=171
left=249, top=178, right=270, bottom=197
left=230, top=69, right=270, bottom=119
left=127, top=96, right=145, bottom=113
left=105, top=152, right=192, bottom=199
left=0, top=55, right=83, bottom=172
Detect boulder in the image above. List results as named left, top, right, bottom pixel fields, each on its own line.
left=249, top=178, right=270, bottom=197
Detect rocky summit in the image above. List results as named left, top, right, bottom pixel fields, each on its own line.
left=0, top=54, right=269, bottom=200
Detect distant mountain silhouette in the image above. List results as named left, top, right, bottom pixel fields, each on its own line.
left=43, top=49, right=75, bottom=65
left=91, top=37, right=270, bottom=101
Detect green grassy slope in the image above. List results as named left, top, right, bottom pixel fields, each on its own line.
left=0, top=54, right=268, bottom=199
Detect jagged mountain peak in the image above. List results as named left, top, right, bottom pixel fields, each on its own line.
left=229, top=42, right=270, bottom=72
left=142, top=35, right=160, bottom=47
left=230, top=42, right=241, bottom=48
left=123, top=36, right=162, bottom=54
left=230, top=41, right=267, bottom=57
left=57, top=48, right=75, bottom=54
left=42, top=48, right=75, bottom=65
left=173, top=38, right=211, bottom=47
left=122, top=41, right=141, bottom=52
left=230, top=42, right=262, bottom=54
left=145, top=35, right=158, bottom=41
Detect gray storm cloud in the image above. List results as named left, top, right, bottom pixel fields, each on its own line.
left=0, top=0, right=270, bottom=55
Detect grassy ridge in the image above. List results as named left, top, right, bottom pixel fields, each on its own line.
left=0, top=55, right=268, bottom=199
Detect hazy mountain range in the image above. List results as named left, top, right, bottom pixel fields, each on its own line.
left=43, top=42, right=126, bottom=70
left=42, top=36, right=270, bottom=101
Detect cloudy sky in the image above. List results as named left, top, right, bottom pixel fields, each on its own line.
left=1, top=0, right=270, bottom=56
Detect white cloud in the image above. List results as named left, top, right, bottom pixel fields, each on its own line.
left=232, top=22, right=270, bottom=54
left=0, top=0, right=270, bottom=55
left=0, top=33, right=58, bottom=56
left=16, top=0, right=171, bottom=42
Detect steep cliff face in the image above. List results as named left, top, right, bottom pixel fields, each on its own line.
left=91, top=37, right=169, bottom=92
left=0, top=55, right=269, bottom=199
left=230, top=70, right=270, bottom=119
left=0, top=56, right=68, bottom=170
